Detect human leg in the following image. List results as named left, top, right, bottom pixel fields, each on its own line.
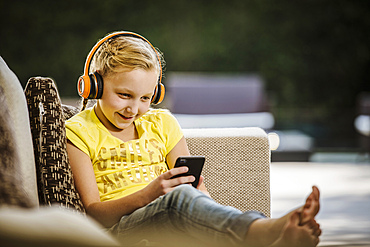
left=110, top=185, right=321, bottom=247
left=109, top=184, right=265, bottom=246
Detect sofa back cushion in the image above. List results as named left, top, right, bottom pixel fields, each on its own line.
left=0, top=57, right=38, bottom=206
left=0, top=85, right=34, bottom=208
left=24, top=77, right=85, bottom=213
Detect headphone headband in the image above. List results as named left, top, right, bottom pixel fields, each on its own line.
left=82, top=31, right=162, bottom=83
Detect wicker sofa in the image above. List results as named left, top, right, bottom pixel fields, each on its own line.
left=0, top=56, right=271, bottom=246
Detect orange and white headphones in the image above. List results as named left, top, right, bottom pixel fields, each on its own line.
left=77, top=31, right=165, bottom=105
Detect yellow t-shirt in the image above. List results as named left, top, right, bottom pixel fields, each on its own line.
left=65, top=107, right=183, bottom=202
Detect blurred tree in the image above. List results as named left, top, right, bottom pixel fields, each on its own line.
left=1, top=0, right=369, bottom=147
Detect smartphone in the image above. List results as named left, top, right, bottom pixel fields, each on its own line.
left=172, top=156, right=205, bottom=188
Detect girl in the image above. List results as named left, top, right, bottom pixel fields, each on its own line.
left=66, top=31, right=321, bottom=247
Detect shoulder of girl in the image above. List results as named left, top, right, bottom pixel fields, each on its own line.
left=138, top=109, right=174, bottom=125
left=144, top=108, right=171, bottom=117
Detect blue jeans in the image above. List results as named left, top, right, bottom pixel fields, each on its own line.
left=109, top=184, right=265, bottom=246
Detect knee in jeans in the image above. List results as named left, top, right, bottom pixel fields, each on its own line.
left=165, top=184, right=199, bottom=206
left=170, top=184, right=193, bottom=197
left=173, top=184, right=200, bottom=197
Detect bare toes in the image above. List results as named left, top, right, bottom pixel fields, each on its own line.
left=300, top=186, right=321, bottom=225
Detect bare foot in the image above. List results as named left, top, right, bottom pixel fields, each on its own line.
left=269, top=211, right=321, bottom=247
left=244, top=186, right=322, bottom=247
left=299, top=186, right=320, bottom=225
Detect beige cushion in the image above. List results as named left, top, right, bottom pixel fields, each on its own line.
left=0, top=206, right=120, bottom=247
left=0, top=86, right=34, bottom=208
left=184, top=127, right=271, bottom=217
left=0, top=56, right=38, bottom=206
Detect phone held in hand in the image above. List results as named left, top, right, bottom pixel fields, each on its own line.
left=172, top=156, right=205, bottom=188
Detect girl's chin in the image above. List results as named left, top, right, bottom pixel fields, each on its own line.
left=115, top=119, right=136, bottom=130
left=113, top=120, right=132, bottom=128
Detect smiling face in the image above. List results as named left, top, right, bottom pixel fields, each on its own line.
left=94, top=68, right=158, bottom=132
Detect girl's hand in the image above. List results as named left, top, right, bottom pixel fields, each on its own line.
left=197, top=175, right=211, bottom=197
left=141, top=166, right=195, bottom=202
left=196, top=175, right=205, bottom=190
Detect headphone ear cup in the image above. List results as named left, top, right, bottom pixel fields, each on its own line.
left=151, top=82, right=165, bottom=105
left=94, top=71, right=104, bottom=99
left=78, top=72, right=103, bottom=99
left=77, top=75, right=91, bottom=99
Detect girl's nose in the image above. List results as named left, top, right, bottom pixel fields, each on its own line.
left=126, top=100, right=139, bottom=114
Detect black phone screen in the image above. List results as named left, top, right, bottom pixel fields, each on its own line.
left=172, top=156, right=205, bottom=188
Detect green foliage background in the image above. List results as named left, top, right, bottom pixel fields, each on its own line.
left=1, top=0, right=369, bottom=148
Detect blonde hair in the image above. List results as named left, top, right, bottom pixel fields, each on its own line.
left=91, top=35, right=164, bottom=77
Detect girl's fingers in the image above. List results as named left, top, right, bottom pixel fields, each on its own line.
left=160, top=167, right=195, bottom=187
left=164, top=166, right=188, bottom=179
